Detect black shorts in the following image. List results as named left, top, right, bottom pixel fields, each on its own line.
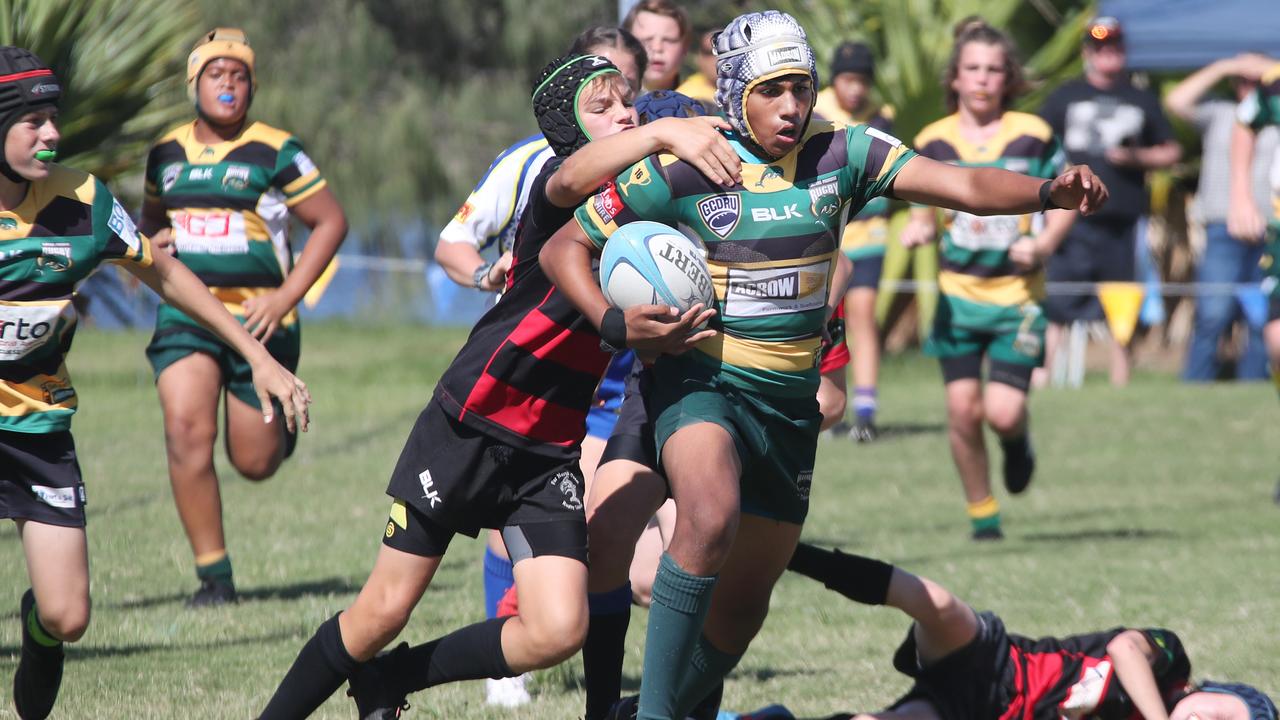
left=938, top=355, right=1035, bottom=393
left=0, top=429, right=86, bottom=528
left=599, top=362, right=660, bottom=472
left=1044, top=217, right=1138, bottom=324
left=383, top=400, right=587, bottom=562
left=889, top=611, right=1014, bottom=720
left=849, top=253, right=885, bottom=290
left=1269, top=296, right=1280, bottom=324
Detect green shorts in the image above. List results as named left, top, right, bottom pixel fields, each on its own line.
left=925, top=294, right=1046, bottom=368
left=146, top=322, right=300, bottom=410
left=649, top=358, right=820, bottom=525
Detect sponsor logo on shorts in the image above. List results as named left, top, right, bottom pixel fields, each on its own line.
left=767, top=45, right=804, bottom=67
left=809, top=177, right=841, bottom=218
left=222, top=164, right=251, bottom=192
left=593, top=185, right=625, bottom=225
left=107, top=198, right=140, bottom=251
left=697, top=194, right=740, bottom=239
left=796, top=470, right=812, bottom=500
left=418, top=469, right=441, bottom=508
left=31, top=484, right=76, bottom=509
left=551, top=471, right=583, bottom=511
left=37, top=242, right=73, bottom=272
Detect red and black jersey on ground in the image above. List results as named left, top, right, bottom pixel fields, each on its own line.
left=892, top=611, right=1191, bottom=720
left=434, top=158, right=613, bottom=459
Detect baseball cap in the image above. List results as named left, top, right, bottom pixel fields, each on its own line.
left=1085, top=16, right=1124, bottom=45
left=830, top=41, right=875, bottom=79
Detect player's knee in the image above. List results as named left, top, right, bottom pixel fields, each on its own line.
left=39, top=600, right=90, bottom=642
left=356, top=593, right=415, bottom=644
left=946, top=399, right=983, bottom=432
left=681, top=507, right=738, bottom=562
left=163, top=416, right=217, bottom=461
left=230, top=453, right=281, bottom=482
left=519, top=606, right=587, bottom=666
left=985, top=406, right=1024, bottom=436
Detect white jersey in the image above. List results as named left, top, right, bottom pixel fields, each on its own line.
left=438, top=133, right=555, bottom=256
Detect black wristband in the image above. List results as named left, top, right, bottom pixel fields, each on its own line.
left=1038, top=180, right=1058, bottom=211
left=599, top=306, right=627, bottom=351
left=472, top=261, right=494, bottom=289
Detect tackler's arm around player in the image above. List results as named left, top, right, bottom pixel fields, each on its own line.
left=890, top=156, right=1109, bottom=217
left=547, top=115, right=742, bottom=206
left=541, top=220, right=716, bottom=355
left=123, top=248, right=312, bottom=433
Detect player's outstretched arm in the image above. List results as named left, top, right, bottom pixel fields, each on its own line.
left=540, top=219, right=715, bottom=354
left=1101, top=631, right=1171, bottom=720
left=890, top=156, right=1109, bottom=217
left=546, top=116, right=741, bottom=207
left=124, top=249, right=311, bottom=432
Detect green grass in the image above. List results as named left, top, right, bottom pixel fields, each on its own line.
left=2, top=322, right=1277, bottom=719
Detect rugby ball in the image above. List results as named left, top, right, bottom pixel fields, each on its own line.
left=600, top=221, right=715, bottom=312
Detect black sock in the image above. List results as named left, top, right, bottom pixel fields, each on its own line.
left=1000, top=434, right=1035, bottom=494
left=787, top=543, right=895, bottom=606
left=583, top=586, right=633, bottom=720
left=384, top=617, right=514, bottom=695
left=259, top=613, right=357, bottom=720
left=686, top=679, right=724, bottom=720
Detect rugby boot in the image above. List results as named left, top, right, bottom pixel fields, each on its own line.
left=14, top=588, right=64, bottom=720
left=1001, top=435, right=1035, bottom=495
left=187, top=577, right=237, bottom=607
left=347, top=643, right=410, bottom=719
left=971, top=526, right=1004, bottom=541
left=849, top=418, right=878, bottom=443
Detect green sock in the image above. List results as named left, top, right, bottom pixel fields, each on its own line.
left=637, top=553, right=717, bottom=720
left=196, top=553, right=234, bottom=584
left=674, top=634, right=741, bottom=718
left=967, top=495, right=1001, bottom=532
left=26, top=603, right=61, bottom=648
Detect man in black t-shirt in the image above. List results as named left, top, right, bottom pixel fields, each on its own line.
left=1038, top=17, right=1181, bottom=387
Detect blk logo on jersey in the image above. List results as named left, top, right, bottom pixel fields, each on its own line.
left=697, top=194, right=741, bottom=238
left=751, top=204, right=802, bottom=222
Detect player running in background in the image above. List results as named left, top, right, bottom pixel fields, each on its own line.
left=1226, top=54, right=1280, bottom=504
left=257, top=53, right=739, bottom=719
left=814, top=41, right=895, bottom=441
left=543, top=11, right=1106, bottom=718
left=897, top=19, right=1075, bottom=540
left=786, top=543, right=1276, bottom=720
left=138, top=28, right=347, bottom=606
left=0, top=46, right=309, bottom=720
left=433, top=25, right=646, bottom=708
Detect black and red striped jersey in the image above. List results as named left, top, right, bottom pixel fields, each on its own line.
left=433, top=158, right=613, bottom=458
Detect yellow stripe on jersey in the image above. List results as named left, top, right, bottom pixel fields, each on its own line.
left=158, top=121, right=297, bottom=165
left=579, top=202, right=619, bottom=238
left=211, top=287, right=300, bottom=327
left=694, top=333, right=822, bottom=373
left=874, top=142, right=914, bottom=183
left=914, top=112, right=1054, bottom=164
left=937, top=270, right=1044, bottom=306
left=0, top=367, right=75, bottom=417
left=282, top=173, right=326, bottom=206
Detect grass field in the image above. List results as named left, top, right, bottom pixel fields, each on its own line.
left=2, top=322, right=1278, bottom=719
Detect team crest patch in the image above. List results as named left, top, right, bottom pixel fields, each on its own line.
left=552, top=471, right=583, bottom=511
left=808, top=177, right=841, bottom=218
left=222, top=165, right=250, bottom=192
left=697, top=194, right=741, bottom=238
left=161, top=163, right=183, bottom=192
left=37, top=242, right=73, bottom=272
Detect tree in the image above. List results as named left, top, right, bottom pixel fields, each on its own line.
left=0, top=0, right=200, bottom=180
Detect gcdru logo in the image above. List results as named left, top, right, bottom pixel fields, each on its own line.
left=697, top=194, right=741, bottom=238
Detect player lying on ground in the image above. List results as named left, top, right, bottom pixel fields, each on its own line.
left=785, top=543, right=1277, bottom=720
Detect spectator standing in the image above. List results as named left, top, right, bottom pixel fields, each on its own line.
left=1038, top=17, right=1180, bottom=386
left=624, top=0, right=690, bottom=92
left=1166, top=54, right=1279, bottom=381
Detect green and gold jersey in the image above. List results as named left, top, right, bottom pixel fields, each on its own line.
left=913, top=112, right=1064, bottom=313
left=0, top=165, right=153, bottom=433
left=144, top=121, right=326, bottom=333
left=577, top=121, right=915, bottom=397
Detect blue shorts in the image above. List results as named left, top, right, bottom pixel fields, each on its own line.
left=586, top=351, right=635, bottom=439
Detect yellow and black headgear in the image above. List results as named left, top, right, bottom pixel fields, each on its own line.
left=186, top=28, right=256, bottom=109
